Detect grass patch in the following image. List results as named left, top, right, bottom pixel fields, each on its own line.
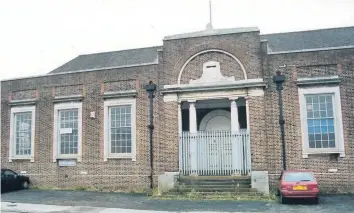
left=153, top=194, right=275, bottom=201
left=30, top=185, right=152, bottom=195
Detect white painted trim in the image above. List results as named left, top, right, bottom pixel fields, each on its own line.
left=9, top=106, right=36, bottom=162
left=199, top=109, right=231, bottom=131
left=164, top=78, right=265, bottom=91
left=104, top=98, right=136, bottom=161
left=163, top=93, right=178, bottom=103
left=177, top=49, right=248, bottom=85
left=53, top=102, right=83, bottom=162
left=248, top=88, right=264, bottom=97
left=178, top=89, right=255, bottom=102
left=268, top=45, right=354, bottom=55
left=298, top=86, right=345, bottom=158
left=297, top=75, right=340, bottom=82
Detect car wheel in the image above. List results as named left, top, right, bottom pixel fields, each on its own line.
left=280, top=194, right=287, bottom=204
left=21, top=181, right=29, bottom=189
left=313, top=197, right=319, bottom=204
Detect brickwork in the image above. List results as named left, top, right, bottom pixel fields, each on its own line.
left=1, top=65, right=159, bottom=191
left=180, top=52, right=246, bottom=84
left=54, top=85, right=83, bottom=96
left=264, top=48, right=354, bottom=191
left=1, top=29, right=354, bottom=192
left=11, top=90, right=37, bottom=100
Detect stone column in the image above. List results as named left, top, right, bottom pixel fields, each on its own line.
left=230, top=98, right=240, bottom=133
left=188, top=100, right=198, bottom=174
left=178, top=101, right=182, bottom=135
left=230, top=98, right=240, bottom=174
left=245, top=96, right=250, bottom=130
left=244, top=96, right=251, bottom=173
left=188, top=100, right=197, bottom=133
left=178, top=101, right=182, bottom=173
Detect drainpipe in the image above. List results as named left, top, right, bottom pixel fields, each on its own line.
left=273, top=69, right=287, bottom=171
left=144, top=81, right=157, bottom=189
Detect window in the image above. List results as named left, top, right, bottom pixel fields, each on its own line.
left=283, top=172, right=315, bottom=182
left=4, top=170, right=17, bottom=178
left=104, top=98, right=136, bottom=161
left=53, top=102, right=82, bottom=162
left=9, top=106, right=36, bottom=162
left=299, top=86, right=345, bottom=158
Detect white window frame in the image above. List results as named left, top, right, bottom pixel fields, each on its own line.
left=298, top=86, right=345, bottom=158
left=53, top=102, right=82, bottom=162
left=104, top=98, right=136, bottom=161
left=9, top=106, right=36, bottom=162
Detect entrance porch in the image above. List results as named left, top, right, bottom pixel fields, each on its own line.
left=178, top=98, right=251, bottom=176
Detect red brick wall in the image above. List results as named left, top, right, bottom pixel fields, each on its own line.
left=1, top=31, right=353, bottom=193
left=264, top=48, right=354, bottom=192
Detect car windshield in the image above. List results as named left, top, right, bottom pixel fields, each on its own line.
left=283, top=172, right=315, bottom=182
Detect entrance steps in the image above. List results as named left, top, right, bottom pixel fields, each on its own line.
left=160, top=175, right=270, bottom=200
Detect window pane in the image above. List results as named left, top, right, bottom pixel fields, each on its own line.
left=284, top=172, right=315, bottom=182
left=305, top=94, right=336, bottom=149
left=59, top=109, right=79, bottom=155
left=14, top=112, right=32, bottom=156
left=109, top=105, right=132, bottom=154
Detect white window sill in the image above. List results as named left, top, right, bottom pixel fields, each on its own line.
left=54, top=155, right=82, bottom=162
left=104, top=154, right=136, bottom=162
left=9, top=157, right=34, bottom=163
left=303, top=150, right=345, bottom=158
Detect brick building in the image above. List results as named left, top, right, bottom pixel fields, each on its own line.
left=1, top=26, right=354, bottom=192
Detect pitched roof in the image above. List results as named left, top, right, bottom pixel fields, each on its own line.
left=163, top=27, right=259, bottom=40
left=261, top=26, right=354, bottom=53
left=49, top=26, right=354, bottom=74
left=49, top=46, right=161, bottom=74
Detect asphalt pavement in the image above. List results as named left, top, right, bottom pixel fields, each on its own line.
left=1, top=189, right=354, bottom=212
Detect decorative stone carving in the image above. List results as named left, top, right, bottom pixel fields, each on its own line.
left=189, top=61, right=235, bottom=85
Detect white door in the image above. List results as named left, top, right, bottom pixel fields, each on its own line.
left=199, top=110, right=232, bottom=174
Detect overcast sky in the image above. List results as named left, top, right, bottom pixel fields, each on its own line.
left=0, top=0, right=353, bottom=80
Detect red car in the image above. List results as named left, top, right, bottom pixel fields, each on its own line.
left=277, top=170, right=319, bottom=204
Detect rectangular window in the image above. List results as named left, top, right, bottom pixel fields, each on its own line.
left=305, top=94, right=335, bottom=149
left=53, top=102, right=82, bottom=162
left=109, top=105, right=132, bottom=154
left=9, top=106, right=36, bottom=162
left=104, top=98, right=136, bottom=161
left=299, top=86, right=345, bottom=158
left=59, top=109, right=79, bottom=155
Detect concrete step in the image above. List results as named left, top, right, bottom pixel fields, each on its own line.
left=178, top=184, right=251, bottom=189
left=179, top=175, right=250, bottom=181
left=170, top=187, right=258, bottom=193
left=155, top=194, right=271, bottom=201
left=163, top=191, right=265, bottom=197
left=179, top=180, right=251, bottom=185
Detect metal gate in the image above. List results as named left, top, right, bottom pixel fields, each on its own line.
left=179, top=130, right=251, bottom=176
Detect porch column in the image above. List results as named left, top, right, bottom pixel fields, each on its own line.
left=244, top=96, right=251, bottom=173
left=178, top=101, right=182, bottom=135
left=230, top=98, right=240, bottom=133
left=188, top=100, right=197, bottom=133
left=230, top=98, right=241, bottom=175
left=188, top=100, right=198, bottom=174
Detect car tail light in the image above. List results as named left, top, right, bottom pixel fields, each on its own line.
left=281, top=185, right=292, bottom=190
left=308, top=184, right=318, bottom=190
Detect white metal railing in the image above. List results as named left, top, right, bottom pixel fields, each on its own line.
left=179, top=130, right=251, bottom=176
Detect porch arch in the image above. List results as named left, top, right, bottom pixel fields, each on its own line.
left=177, top=49, right=247, bottom=85
left=199, top=109, right=231, bottom=131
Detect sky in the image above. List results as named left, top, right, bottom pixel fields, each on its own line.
left=0, top=0, right=353, bottom=81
